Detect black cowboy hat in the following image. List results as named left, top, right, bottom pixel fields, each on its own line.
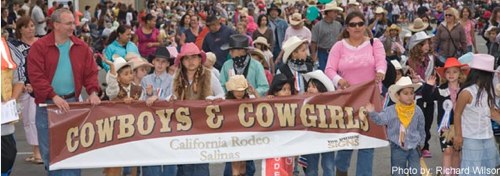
left=267, top=3, right=282, bottom=16
left=221, top=34, right=252, bottom=50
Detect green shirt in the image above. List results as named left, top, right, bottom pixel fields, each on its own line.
left=51, top=40, right=75, bottom=95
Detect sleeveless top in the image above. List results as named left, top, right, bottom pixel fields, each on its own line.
left=136, top=27, right=159, bottom=58
left=461, top=85, right=494, bottom=139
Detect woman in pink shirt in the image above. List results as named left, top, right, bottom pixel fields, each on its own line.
left=134, top=14, right=163, bottom=58
left=324, top=11, right=386, bottom=176
left=460, top=7, right=478, bottom=53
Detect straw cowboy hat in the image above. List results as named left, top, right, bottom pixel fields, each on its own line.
left=226, top=75, right=249, bottom=91
left=408, top=18, right=429, bottom=32
left=129, top=56, right=153, bottom=70
left=282, top=36, right=308, bottom=63
left=302, top=70, right=336, bottom=92
left=469, top=54, right=497, bottom=73
left=322, top=2, right=343, bottom=12
left=221, top=34, right=252, bottom=50
left=348, top=0, right=360, bottom=6
left=408, top=31, right=434, bottom=50
left=250, top=49, right=266, bottom=61
left=387, top=24, right=401, bottom=33
left=175, top=43, right=206, bottom=66
left=253, top=37, right=270, bottom=48
left=112, top=56, right=132, bottom=72
left=435, top=57, right=469, bottom=78
left=388, top=76, right=422, bottom=103
left=289, top=13, right=305, bottom=26
left=124, top=52, right=141, bottom=61
left=374, top=7, right=387, bottom=14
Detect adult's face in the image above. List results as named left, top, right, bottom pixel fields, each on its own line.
left=54, top=12, right=76, bottom=38
left=182, top=55, right=202, bottom=72
left=325, top=10, right=338, bottom=19
left=445, top=11, right=456, bottom=23
left=207, top=22, right=220, bottom=33
left=148, top=17, right=157, bottom=28
left=190, top=16, right=198, bottom=28
left=260, top=16, right=268, bottom=26
left=184, top=15, right=191, bottom=26
left=269, top=9, right=279, bottom=18
left=346, top=17, right=366, bottom=39
left=118, top=28, right=132, bottom=43
left=20, top=21, right=35, bottom=39
left=496, top=12, right=500, bottom=22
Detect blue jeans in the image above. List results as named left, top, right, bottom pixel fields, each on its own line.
left=335, top=148, right=374, bottom=176
left=466, top=45, right=473, bottom=53
left=303, top=152, right=335, bottom=176
left=223, top=161, right=256, bottom=176
left=390, top=143, right=421, bottom=176
left=317, top=49, right=329, bottom=71
left=36, top=98, right=81, bottom=176
left=142, top=165, right=177, bottom=176
left=177, top=164, right=209, bottom=176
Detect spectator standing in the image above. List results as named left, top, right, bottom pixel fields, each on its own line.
left=434, top=7, right=467, bottom=60
left=134, top=14, right=162, bottom=58
left=252, top=14, right=274, bottom=52
left=267, top=4, right=288, bottom=64
left=103, top=25, right=140, bottom=71
left=180, top=15, right=202, bottom=46
left=460, top=7, right=478, bottom=53
left=310, top=2, right=343, bottom=71
left=202, top=16, right=237, bottom=70
left=31, top=0, right=47, bottom=37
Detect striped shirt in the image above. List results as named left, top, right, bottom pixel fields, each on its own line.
left=8, top=40, right=28, bottom=83
left=369, top=105, right=426, bottom=150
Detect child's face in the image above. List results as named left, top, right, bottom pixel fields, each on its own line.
left=307, top=81, right=319, bottom=93
left=118, top=67, right=134, bottom=85
left=292, top=43, right=308, bottom=60
left=182, top=55, right=202, bottom=71
left=420, top=40, right=430, bottom=53
left=276, top=83, right=292, bottom=97
left=445, top=67, right=460, bottom=83
left=153, top=58, right=170, bottom=73
left=233, top=90, right=246, bottom=99
left=390, top=30, right=398, bottom=37
left=397, top=87, right=415, bottom=105
left=255, top=43, right=263, bottom=50
left=489, top=31, right=498, bottom=42
left=134, top=66, right=149, bottom=80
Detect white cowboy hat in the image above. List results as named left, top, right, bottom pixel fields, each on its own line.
left=374, top=7, right=386, bottom=14
left=322, top=2, right=343, bottom=12
left=282, top=36, right=308, bottom=63
left=302, top=70, right=335, bottom=92
left=408, top=31, right=434, bottom=50
left=388, top=76, right=422, bottom=103
left=348, top=0, right=360, bottom=6
left=408, top=18, right=429, bottom=32
left=289, top=13, right=304, bottom=26
left=112, top=56, right=132, bottom=72
left=390, top=60, right=402, bottom=70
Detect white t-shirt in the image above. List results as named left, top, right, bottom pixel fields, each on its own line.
left=126, top=12, right=133, bottom=26
left=31, top=5, right=47, bottom=36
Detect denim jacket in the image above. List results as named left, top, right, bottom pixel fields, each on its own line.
left=269, top=18, right=288, bottom=49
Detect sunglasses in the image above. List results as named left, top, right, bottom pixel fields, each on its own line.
left=445, top=14, right=454, bottom=17
left=348, top=22, right=365, bottom=28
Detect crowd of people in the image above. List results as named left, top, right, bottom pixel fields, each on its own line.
left=2, top=0, right=500, bottom=175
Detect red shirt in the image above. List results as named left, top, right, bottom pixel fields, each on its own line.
left=27, top=32, right=100, bottom=104
left=48, top=7, right=56, bottom=16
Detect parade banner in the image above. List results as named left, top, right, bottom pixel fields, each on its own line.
left=48, top=80, right=388, bottom=170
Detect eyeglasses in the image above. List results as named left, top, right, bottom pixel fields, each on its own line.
left=445, top=14, right=454, bottom=17
left=348, top=22, right=365, bottom=28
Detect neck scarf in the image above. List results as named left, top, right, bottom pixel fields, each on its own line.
left=233, top=55, right=249, bottom=68
left=395, top=102, right=415, bottom=128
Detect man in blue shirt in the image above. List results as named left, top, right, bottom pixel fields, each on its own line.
left=202, top=15, right=237, bottom=70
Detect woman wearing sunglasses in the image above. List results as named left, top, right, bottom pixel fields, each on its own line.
left=325, top=11, right=387, bottom=176
left=433, top=7, right=467, bottom=60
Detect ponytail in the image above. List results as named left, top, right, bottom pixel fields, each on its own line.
left=106, top=25, right=131, bottom=45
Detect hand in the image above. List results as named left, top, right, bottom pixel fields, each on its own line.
left=146, top=85, right=153, bottom=96
left=147, top=43, right=154, bottom=48
left=266, top=95, right=275, bottom=98
left=87, top=92, right=101, bottom=105
left=365, top=103, right=375, bottom=112
left=25, top=84, right=33, bottom=93
left=376, top=73, right=385, bottom=83
left=52, top=95, right=70, bottom=112
left=248, top=85, right=258, bottom=97
left=490, top=108, right=500, bottom=123
left=101, top=54, right=113, bottom=66
left=338, top=79, right=350, bottom=89
left=311, top=54, right=318, bottom=62
left=123, top=97, right=133, bottom=104
left=426, top=74, right=437, bottom=86
left=453, top=135, right=463, bottom=152
left=146, top=96, right=158, bottom=106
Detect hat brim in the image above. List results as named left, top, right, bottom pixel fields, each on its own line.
left=253, top=41, right=270, bottom=47
left=435, top=64, right=469, bottom=79
left=322, top=7, right=344, bottom=12
left=409, top=35, right=433, bottom=50
left=132, top=62, right=154, bottom=70
left=302, top=70, right=335, bottom=92
left=388, top=83, right=422, bottom=103
left=175, top=52, right=207, bottom=66
left=282, top=39, right=308, bottom=63
left=221, top=44, right=252, bottom=50
left=408, top=23, right=429, bottom=32
left=289, top=19, right=304, bottom=26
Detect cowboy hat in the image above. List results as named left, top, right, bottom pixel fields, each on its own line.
left=124, top=52, right=141, bottom=61
left=282, top=36, right=308, bottom=63
left=322, top=2, right=343, bottom=12
left=175, top=43, right=207, bottom=66
left=253, top=37, right=271, bottom=48
left=469, top=54, right=497, bottom=73
left=387, top=24, right=401, bottom=33
left=390, top=60, right=403, bottom=70
left=129, top=57, right=154, bottom=70
left=112, top=56, right=132, bottom=73
left=302, top=70, right=335, bottom=92
left=226, top=75, right=249, bottom=91
left=267, top=3, right=282, bottom=16
left=408, top=18, right=429, bottom=32
left=374, top=7, right=386, bottom=14
left=250, top=49, right=269, bottom=69
left=289, top=13, right=304, bottom=26
left=388, top=76, right=422, bottom=103
left=221, top=34, right=252, bottom=50
left=435, top=57, right=469, bottom=78
left=155, top=46, right=171, bottom=60
left=408, top=31, right=434, bottom=50
left=348, top=0, right=360, bottom=6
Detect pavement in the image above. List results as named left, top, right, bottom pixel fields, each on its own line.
left=9, top=30, right=494, bottom=175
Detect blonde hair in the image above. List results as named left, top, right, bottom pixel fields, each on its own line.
left=205, top=52, right=216, bottom=65
left=446, top=7, right=460, bottom=21
left=439, top=67, right=467, bottom=85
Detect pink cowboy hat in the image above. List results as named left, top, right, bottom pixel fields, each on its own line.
left=175, top=43, right=206, bottom=66
left=469, top=54, right=497, bottom=73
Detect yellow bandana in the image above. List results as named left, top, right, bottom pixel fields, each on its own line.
left=395, top=103, right=415, bottom=128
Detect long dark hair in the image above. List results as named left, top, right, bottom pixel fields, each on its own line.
left=460, top=69, right=497, bottom=107
left=226, top=90, right=250, bottom=99
left=306, top=79, right=328, bottom=93
left=106, top=25, right=131, bottom=45
left=490, top=7, right=500, bottom=26
left=257, top=14, right=269, bottom=27
left=267, top=74, right=296, bottom=96
left=180, top=14, right=190, bottom=27
left=339, top=11, right=366, bottom=39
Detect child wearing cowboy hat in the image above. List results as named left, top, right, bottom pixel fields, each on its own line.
left=277, top=36, right=315, bottom=94
left=421, top=57, right=468, bottom=175
left=366, top=76, right=426, bottom=173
